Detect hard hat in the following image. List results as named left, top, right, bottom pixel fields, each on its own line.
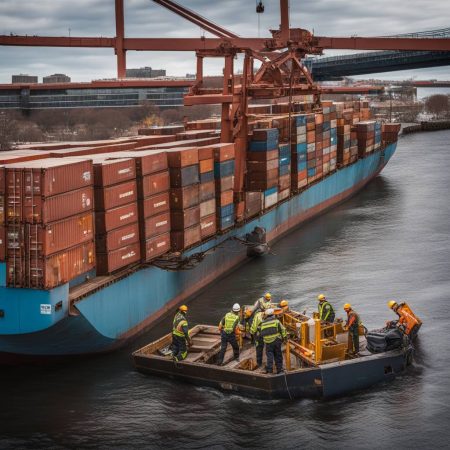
left=279, top=300, right=288, bottom=307
left=264, top=293, right=272, bottom=300
left=388, top=300, right=397, bottom=309
left=232, top=303, right=241, bottom=312
left=265, top=308, right=274, bottom=316
left=317, top=294, right=326, bottom=301
left=179, top=305, right=188, bottom=312
left=245, top=308, right=252, bottom=318
left=343, top=303, right=352, bottom=310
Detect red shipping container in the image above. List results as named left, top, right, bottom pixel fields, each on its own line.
left=141, top=191, right=170, bottom=218
left=199, top=181, right=215, bottom=202
left=0, top=150, right=51, bottom=165
left=200, top=199, right=216, bottom=218
left=96, top=242, right=141, bottom=275
left=216, top=190, right=233, bottom=207
left=198, top=146, right=214, bottom=161
left=6, top=158, right=93, bottom=197
left=9, top=241, right=96, bottom=289
left=215, top=175, right=234, bottom=192
left=170, top=185, right=199, bottom=210
left=93, top=158, right=136, bottom=187
left=139, top=171, right=170, bottom=198
left=246, top=168, right=278, bottom=181
left=95, top=180, right=137, bottom=211
left=26, top=213, right=94, bottom=257
left=171, top=206, right=200, bottom=231
left=171, top=225, right=201, bottom=251
left=244, top=191, right=262, bottom=219
left=200, top=214, right=216, bottom=239
left=95, top=202, right=138, bottom=234
left=247, top=160, right=279, bottom=172
left=0, top=166, right=5, bottom=195
left=247, top=150, right=278, bottom=162
left=142, top=232, right=171, bottom=261
left=209, top=143, right=235, bottom=162
left=143, top=211, right=171, bottom=239
left=96, top=221, right=140, bottom=253
left=7, top=186, right=93, bottom=224
left=125, top=150, right=168, bottom=176
left=166, top=147, right=199, bottom=167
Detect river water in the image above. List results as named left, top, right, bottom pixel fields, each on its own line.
left=1, top=130, right=450, bottom=449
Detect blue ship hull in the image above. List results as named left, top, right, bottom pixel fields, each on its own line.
left=0, top=144, right=397, bottom=362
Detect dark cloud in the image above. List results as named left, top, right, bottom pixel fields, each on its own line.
left=0, top=0, right=449, bottom=82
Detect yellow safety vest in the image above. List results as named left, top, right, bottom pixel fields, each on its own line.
left=259, top=316, right=287, bottom=344
left=250, top=311, right=264, bottom=335
left=220, top=312, right=239, bottom=334
left=318, top=301, right=335, bottom=321
left=173, top=312, right=188, bottom=338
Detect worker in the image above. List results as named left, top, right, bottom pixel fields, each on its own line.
left=317, top=294, right=335, bottom=323
left=253, top=292, right=273, bottom=313
left=250, top=308, right=265, bottom=367
left=172, top=305, right=192, bottom=361
left=279, top=299, right=289, bottom=312
left=258, top=308, right=287, bottom=374
left=343, top=303, right=361, bottom=355
left=387, top=300, right=422, bottom=338
left=216, top=303, right=241, bottom=365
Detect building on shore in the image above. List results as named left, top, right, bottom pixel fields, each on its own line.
left=43, top=74, right=71, bottom=84
left=125, top=67, right=166, bottom=78
left=12, top=74, right=38, bottom=84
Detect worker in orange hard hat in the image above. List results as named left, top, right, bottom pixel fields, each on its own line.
left=343, top=303, right=361, bottom=355
left=387, top=300, right=422, bottom=338
left=171, top=305, right=191, bottom=362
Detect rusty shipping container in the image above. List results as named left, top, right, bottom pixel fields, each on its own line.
left=96, top=221, right=140, bottom=253
left=171, top=225, right=201, bottom=251
left=166, top=147, right=199, bottom=168
left=7, top=186, right=94, bottom=224
left=142, top=232, right=171, bottom=262
left=199, top=181, right=215, bottom=202
left=141, top=191, right=170, bottom=219
left=9, top=241, right=96, bottom=289
left=171, top=206, right=200, bottom=231
left=169, top=165, right=199, bottom=188
left=170, top=185, right=199, bottom=210
left=143, top=211, right=171, bottom=239
left=115, top=150, right=168, bottom=176
left=138, top=171, right=170, bottom=198
left=200, top=214, right=216, bottom=239
left=215, top=175, right=234, bottom=192
left=96, top=242, right=141, bottom=275
left=25, top=213, right=94, bottom=257
left=5, top=158, right=93, bottom=198
left=94, top=180, right=137, bottom=211
left=95, top=202, right=139, bottom=234
left=93, top=158, right=136, bottom=187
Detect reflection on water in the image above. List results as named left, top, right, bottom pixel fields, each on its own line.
left=1, top=131, right=450, bottom=449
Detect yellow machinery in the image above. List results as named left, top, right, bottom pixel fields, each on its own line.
left=281, top=310, right=348, bottom=367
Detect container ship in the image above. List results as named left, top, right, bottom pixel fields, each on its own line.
left=0, top=98, right=401, bottom=362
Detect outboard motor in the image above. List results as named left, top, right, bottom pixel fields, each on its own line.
left=245, top=226, right=269, bottom=257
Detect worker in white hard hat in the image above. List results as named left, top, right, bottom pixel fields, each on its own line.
left=216, top=303, right=241, bottom=365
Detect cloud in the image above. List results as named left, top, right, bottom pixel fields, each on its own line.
left=0, top=0, right=449, bottom=82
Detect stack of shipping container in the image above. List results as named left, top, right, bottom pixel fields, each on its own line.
left=4, top=158, right=95, bottom=288
left=290, top=114, right=309, bottom=191
left=198, top=145, right=216, bottom=240
left=168, top=147, right=201, bottom=251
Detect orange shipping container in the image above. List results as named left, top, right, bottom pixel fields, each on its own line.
left=200, top=214, right=216, bottom=239
left=143, top=211, right=171, bottom=238
left=96, top=221, right=140, bottom=253
left=216, top=189, right=233, bottom=207
left=96, top=242, right=140, bottom=275
left=143, top=232, right=171, bottom=262
left=95, top=180, right=137, bottom=211
left=199, top=158, right=214, bottom=174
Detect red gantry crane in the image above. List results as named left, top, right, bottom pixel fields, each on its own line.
left=1, top=0, right=450, bottom=218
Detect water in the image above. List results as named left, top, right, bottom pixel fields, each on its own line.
left=1, top=131, right=450, bottom=449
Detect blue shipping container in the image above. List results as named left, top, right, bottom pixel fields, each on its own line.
left=279, top=155, right=291, bottom=166
left=249, top=140, right=278, bottom=152
left=323, top=122, right=331, bottom=132
left=296, top=143, right=307, bottom=154
left=294, top=115, right=308, bottom=126
left=297, top=161, right=307, bottom=172
left=0, top=262, right=6, bottom=288
left=331, top=136, right=337, bottom=145
left=216, top=204, right=234, bottom=218
left=264, top=187, right=278, bottom=197
left=297, top=152, right=307, bottom=163
left=200, top=171, right=214, bottom=183
left=279, top=164, right=290, bottom=176
left=279, top=144, right=290, bottom=159
left=307, top=168, right=316, bottom=177
left=217, top=214, right=235, bottom=230
left=214, top=160, right=235, bottom=178
left=253, top=128, right=279, bottom=142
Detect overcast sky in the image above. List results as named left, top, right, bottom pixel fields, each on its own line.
left=0, top=0, right=449, bottom=83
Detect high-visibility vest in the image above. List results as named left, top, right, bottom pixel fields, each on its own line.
left=259, top=316, right=287, bottom=344
left=258, top=298, right=272, bottom=311
left=318, top=301, right=335, bottom=321
left=173, top=312, right=188, bottom=338
left=219, top=312, right=239, bottom=334
left=250, top=311, right=264, bottom=335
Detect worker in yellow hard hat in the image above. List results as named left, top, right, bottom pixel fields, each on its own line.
left=253, top=292, right=273, bottom=313
left=171, top=305, right=191, bottom=361
left=386, top=300, right=422, bottom=338
left=317, top=294, right=335, bottom=323
left=343, top=303, right=361, bottom=355
left=279, top=299, right=289, bottom=311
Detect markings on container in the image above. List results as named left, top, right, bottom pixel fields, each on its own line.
left=154, top=200, right=166, bottom=208
left=119, top=191, right=134, bottom=199
left=40, top=304, right=52, bottom=315
left=119, top=212, right=135, bottom=221
left=121, top=250, right=136, bottom=260
left=155, top=220, right=168, bottom=227
left=201, top=221, right=213, bottom=229
left=121, top=233, right=136, bottom=241
left=82, top=172, right=91, bottom=181
left=156, top=241, right=167, bottom=248
left=118, top=168, right=132, bottom=175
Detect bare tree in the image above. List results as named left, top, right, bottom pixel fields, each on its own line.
left=425, top=94, right=449, bottom=118
left=0, top=111, right=17, bottom=150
